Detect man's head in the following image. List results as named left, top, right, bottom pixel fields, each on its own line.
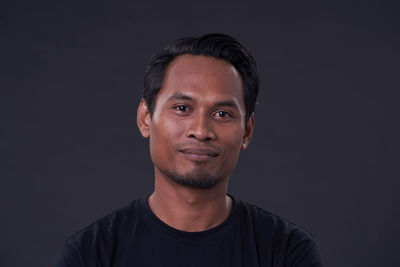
left=143, top=33, right=259, bottom=123
left=137, top=34, right=259, bottom=189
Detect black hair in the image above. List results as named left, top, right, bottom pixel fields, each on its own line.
left=143, top=33, right=259, bottom=122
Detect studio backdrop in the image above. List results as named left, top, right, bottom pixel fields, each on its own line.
left=1, top=1, right=399, bottom=267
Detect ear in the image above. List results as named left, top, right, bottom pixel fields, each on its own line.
left=241, top=114, right=255, bottom=150
left=137, top=99, right=151, bottom=138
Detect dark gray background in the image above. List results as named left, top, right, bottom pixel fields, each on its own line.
left=1, top=0, right=399, bottom=266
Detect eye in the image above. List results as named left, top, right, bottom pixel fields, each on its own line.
left=213, top=110, right=232, bottom=119
left=174, top=105, right=190, bottom=113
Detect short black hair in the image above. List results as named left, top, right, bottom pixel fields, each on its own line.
left=143, top=33, right=259, bottom=122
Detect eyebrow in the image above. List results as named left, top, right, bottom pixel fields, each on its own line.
left=167, top=93, right=193, bottom=101
left=167, top=93, right=239, bottom=109
left=214, top=100, right=238, bottom=108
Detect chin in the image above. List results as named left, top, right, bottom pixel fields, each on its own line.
left=162, top=168, right=223, bottom=189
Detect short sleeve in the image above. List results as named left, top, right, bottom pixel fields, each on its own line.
left=54, top=242, right=83, bottom=267
left=284, top=228, right=323, bottom=267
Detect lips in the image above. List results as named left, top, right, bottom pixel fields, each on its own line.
left=179, top=147, right=218, bottom=162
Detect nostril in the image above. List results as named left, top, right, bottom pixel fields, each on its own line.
left=186, top=115, right=217, bottom=141
left=187, top=129, right=216, bottom=141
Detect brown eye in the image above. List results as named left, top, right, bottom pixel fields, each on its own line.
left=175, top=105, right=189, bottom=113
left=213, top=110, right=231, bottom=119
left=217, top=111, right=227, bottom=117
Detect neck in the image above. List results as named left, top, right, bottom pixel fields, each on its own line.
left=148, top=170, right=233, bottom=232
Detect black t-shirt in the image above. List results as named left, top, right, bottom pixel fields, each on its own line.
left=55, top=196, right=322, bottom=267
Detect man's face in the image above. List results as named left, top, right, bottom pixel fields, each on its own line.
left=138, top=55, right=254, bottom=189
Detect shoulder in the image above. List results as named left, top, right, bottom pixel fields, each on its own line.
left=239, top=200, right=314, bottom=238
left=55, top=199, right=145, bottom=267
left=67, top=199, right=143, bottom=243
left=237, top=199, right=323, bottom=266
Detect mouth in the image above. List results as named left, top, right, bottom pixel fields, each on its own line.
left=179, top=148, right=218, bottom=162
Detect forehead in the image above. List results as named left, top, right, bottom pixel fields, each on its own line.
left=157, top=55, right=244, bottom=105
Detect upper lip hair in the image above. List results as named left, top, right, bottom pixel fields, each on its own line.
left=179, top=147, right=219, bottom=157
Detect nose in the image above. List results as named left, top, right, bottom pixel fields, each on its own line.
left=186, top=112, right=216, bottom=141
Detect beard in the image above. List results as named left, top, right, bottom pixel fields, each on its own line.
left=159, top=165, right=223, bottom=189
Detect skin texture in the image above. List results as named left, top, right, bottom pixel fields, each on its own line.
left=137, top=55, right=255, bottom=232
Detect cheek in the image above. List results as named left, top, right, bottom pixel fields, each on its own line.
left=219, top=131, right=245, bottom=160
left=221, top=125, right=245, bottom=147
left=149, top=118, right=183, bottom=159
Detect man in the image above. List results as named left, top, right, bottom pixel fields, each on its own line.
left=55, top=33, right=323, bottom=266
